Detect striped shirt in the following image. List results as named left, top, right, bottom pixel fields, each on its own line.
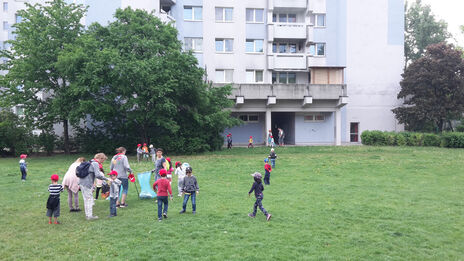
left=48, top=184, right=63, bottom=196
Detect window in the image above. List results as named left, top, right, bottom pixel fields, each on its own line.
left=350, top=122, right=359, bottom=142
left=239, top=114, right=259, bottom=123
left=309, top=43, right=325, bottom=56
left=246, top=8, right=264, bottom=23
left=3, top=2, right=7, bottom=12
left=304, top=114, right=325, bottom=122
left=184, top=37, right=203, bottom=52
left=215, top=7, right=233, bottom=22
left=184, top=6, right=202, bottom=21
left=245, top=39, right=263, bottom=53
left=215, top=38, right=233, bottom=52
left=3, top=21, right=8, bottom=30
left=274, top=13, right=297, bottom=23
left=215, top=69, right=233, bottom=83
left=246, top=70, right=264, bottom=83
left=273, top=42, right=300, bottom=54
left=272, top=72, right=296, bottom=84
left=15, top=14, right=22, bottom=24
left=315, top=14, right=326, bottom=27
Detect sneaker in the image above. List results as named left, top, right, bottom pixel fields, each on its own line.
left=116, top=204, right=121, bottom=208
left=158, top=218, right=162, bottom=222
left=266, top=214, right=272, bottom=221
left=121, top=203, right=128, bottom=208
left=86, top=216, right=99, bottom=220
left=48, top=221, right=52, bottom=224
left=192, top=211, right=196, bottom=215
left=179, top=210, right=185, bottom=214
left=163, top=213, right=168, bottom=219
left=75, top=208, right=81, bottom=212
left=54, top=221, right=61, bottom=224
left=70, top=209, right=75, bottom=212
left=248, top=213, right=255, bottom=218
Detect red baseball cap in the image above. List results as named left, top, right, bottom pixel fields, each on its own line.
left=250, top=136, right=252, bottom=138
left=51, top=174, right=59, bottom=181
left=20, top=154, right=27, bottom=159
left=108, top=170, right=118, bottom=176
left=159, top=169, right=167, bottom=177
left=137, top=144, right=141, bottom=147
left=143, top=143, right=147, bottom=146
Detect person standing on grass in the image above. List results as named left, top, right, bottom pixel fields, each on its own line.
left=248, top=136, right=254, bottom=148
left=268, top=148, right=277, bottom=168
left=110, top=147, right=132, bottom=208
left=278, top=128, right=285, bottom=146
left=107, top=170, right=122, bottom=217
left=248, top=172, right=272, bottom=221
left=179, top=166, right=199, bottom=214
left=62, top=157, right=85, bottom=212
left=263, top=159, right=272, bottom=185
left=149, top=144, right=156, bottom=162
left=267, top=130, right=272, bottom=147
left=153, top=148, right=167, bottom=182
left=79, top=153, right=110, bottom=220
left=227, top=133, right=233, bottom=149
left=19, top=154, right=28, bottom=181
left=136, top=144, right=143, bottom=163
left=47, top=174, right=63, bottom=224
left=153, top=169, right=173, bottom=222
left=142, top=143, right=149, bottom=161
left=175, top=161, right=186, bottom=197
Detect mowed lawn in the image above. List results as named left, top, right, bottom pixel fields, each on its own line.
left=0, top=146, right=463, bottom=260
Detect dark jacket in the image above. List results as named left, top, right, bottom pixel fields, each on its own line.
left=249, top=181, right=264, bottom=198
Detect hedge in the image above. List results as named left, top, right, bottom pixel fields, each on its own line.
left=361, top=130, right=464, bottom=148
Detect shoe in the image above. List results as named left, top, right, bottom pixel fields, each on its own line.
left=54, top=221, right=60, bottom=224
left=179, top=210, right=185, bottom=214
left=158, top=218, right=162, bottom=222
left=48, top=221, right=52, bottom=224
left=75, top=208, right=81, bottom=212
left=248, top=213, right=255, bottom=218
left=192, top=211, right=196, bottom=215
left=70, top=209, right=75, bottom=212
left=266, top=214, right=272, bottom=221
left=86, top=216, right=99, bottom=220
left=116, top=204, right=121, bottom=208
left=121, top=203, right=128, bottom=208
left=108, top=215, right=115, bottom=218
left=178, top=194, right=182, bottom=197
left=163, top=213, right=168, bottom=219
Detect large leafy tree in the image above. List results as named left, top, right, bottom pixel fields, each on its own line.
left=393, top=43, right=464, bottom=132
left=0, top=110, right=32, bottom=156
left=0, top=0, right=86, bottom=154
left=405, top=0, right=450, bottom=67
left=59, top=8, right=238, bottom=154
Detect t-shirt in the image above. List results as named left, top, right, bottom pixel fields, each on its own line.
left=19, top=159, right=27, bottom=170
left=249, top=138, right=253, bottom=143
left=248, top=181, right=264, bottom=197
left=153, top=178, right=172, bottom=197
left=154, top=157, right=166, bottom=176
left=264, top=163, right=272, bottom=174
left=48, top=184, right=63, bottom=196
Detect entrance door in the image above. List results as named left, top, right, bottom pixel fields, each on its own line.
left=350, top=122, right=359, bottom=142
left=272, top=112, right=295, bottom=145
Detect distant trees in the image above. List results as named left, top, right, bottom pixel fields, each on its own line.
left=393, top=43, right=464, bottom=132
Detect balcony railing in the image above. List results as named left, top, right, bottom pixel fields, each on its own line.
left=272, top=23, right=307, bottom=39
left=214, top=84, right=347, bottom=100
left=268, top=54, right=307, bottom=70
left=273, top=0, right=307, bottom=9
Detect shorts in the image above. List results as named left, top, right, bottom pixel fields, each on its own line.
left=120, top=178, right=129, bottom=195
left=46, top=205, right=60, bottom=217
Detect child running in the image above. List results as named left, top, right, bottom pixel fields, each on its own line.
left=248, top=136, right=254, bottom=148
left=179, top=166, right=199, bottom=214
left=47, top=174, right=63, bottom=224
left=227, top=133, right=233, bottom=149
left=248, top=172, right=272, bottom=221
left=153, top=169, right=173, bottom=221
left=264, top=159, right=272, bottom=185
left=107, top=170, right=121, bottom=217
left=19, top=154, right=27, bottom=181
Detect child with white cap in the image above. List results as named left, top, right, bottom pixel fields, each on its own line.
left=248, top=172, right=272, bottom=221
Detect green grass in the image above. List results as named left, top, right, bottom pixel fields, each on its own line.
left=1, top=146, right=463, bottom=260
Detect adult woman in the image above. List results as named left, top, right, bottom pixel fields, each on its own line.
left=62, top=157, right=85, bottom=212
left=110, top=147, right=132, bottom=208
left=79, top=153, right=110, bottom=220
left=153, top=148, right=167, bottom=182
left=278, top=128, right=285, bottom=146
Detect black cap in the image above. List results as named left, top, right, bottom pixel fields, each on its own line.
left=185, top=167, right=192, bottom=173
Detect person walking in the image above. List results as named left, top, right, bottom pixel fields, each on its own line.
left=62, top=157, right=85, bottom=212
left=153, top=148, right=167, bottom=182
left=110, top=147, right=132, bottom=208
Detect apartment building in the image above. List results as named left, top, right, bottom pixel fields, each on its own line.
left=1, top=0, right=404, bottom=145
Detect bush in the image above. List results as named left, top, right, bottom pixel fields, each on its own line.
left=361, top=130, right=388, bottom=146
left=396, top=133, right=407, bottom=146
left=423, top=133, right=441, bottom=146
left=0, top=110, right=33, bottom=156
left=386, top=132, right=397, bottom=146
left=440, top=132, right=464, bottom=148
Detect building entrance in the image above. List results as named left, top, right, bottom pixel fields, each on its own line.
left=271, top=112, right=295, bottom=145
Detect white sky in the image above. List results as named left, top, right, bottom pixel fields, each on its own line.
left=420, top=0, right=464, bottom=45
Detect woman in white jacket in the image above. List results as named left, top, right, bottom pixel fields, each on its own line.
left=62, top=157, right=85, bottom=212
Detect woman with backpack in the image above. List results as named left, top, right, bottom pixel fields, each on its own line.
left=62, top=157, right=85, bottom=212
left=110, top=147, right=132, bottom=208
left=77, top=153, right=110, bottom=220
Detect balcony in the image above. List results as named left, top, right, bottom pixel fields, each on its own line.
left=268, top=54, right=307, bottom=71
left=273, top=0, right=307, bottom=9
left=271, top=23, right=307, bottom=39
left=214, top=84, right=347, bottom=101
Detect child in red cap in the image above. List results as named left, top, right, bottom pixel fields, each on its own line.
left=136, top=144, right=143, bottom=163
left=264, top=158, right=272, bottom=185
left=142, top=143, right=149, bottom=161
left=153, top=169, right=172, bottom=221
left=19, top=154, right=28, bottom=181
left=47, top=174, right=63, bottom=224
left=107, top=170, right=121, bottom=217
left=248, top=136, right=254, bottom=148
left=227, top=133, right=233, bottom=149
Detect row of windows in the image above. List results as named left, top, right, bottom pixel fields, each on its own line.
left=235, top=113, right=327, bottom=123
left=185, top=37, right=326, bottom=56
left=214, top=69, right=298, bottom=84
left=2, top=15, right=23, bottom=31
left=184, top=6, right=326, bottom=27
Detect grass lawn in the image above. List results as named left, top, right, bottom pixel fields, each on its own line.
left=0, top=146, right=463, bottom=260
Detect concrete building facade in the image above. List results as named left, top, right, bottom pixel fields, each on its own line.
left=1, top=0, right=404, bottom=145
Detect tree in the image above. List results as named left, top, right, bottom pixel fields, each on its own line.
left=0, top=0, right=87, bottom=154
left=405, top=0, right=450, bottom=67
left=59, top=8, right=238, bottom=154
left=0, top=110, right=32, bottom=156
left=393, top=43, right=464, bottom=132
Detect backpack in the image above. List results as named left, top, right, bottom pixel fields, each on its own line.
left=76, top=161, right=92, bottom=178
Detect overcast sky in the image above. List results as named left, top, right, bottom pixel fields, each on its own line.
left=420, top=0, right=464, bottom=45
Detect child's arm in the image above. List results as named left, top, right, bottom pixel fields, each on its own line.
left=168, top=182, right=173, bottom=199
left=195, top=177, right=199, bottom=194
left=248, top=183, right=255, bottom=195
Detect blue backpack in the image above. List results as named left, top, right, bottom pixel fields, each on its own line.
left=76, top=161, right=92, bottom=178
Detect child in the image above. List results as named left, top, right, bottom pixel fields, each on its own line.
left=47, top=174, right=64, bottom=224
left=227, top=133, right=233, bottom=149
left=166, top=157, right=174, bottom=183
left=268, top=148, right=277, bottom=168
left=267, top=130, right=272, bottom=147
left=248, top=136, right=254, bottom=148
left=270, top=136, right=275, bottom=148
left=175, top=161, right=186, bottom=197
left=248, top=172, right=271, bottom=221
left=108, top=170, right=121, bottom=217
left=142, top=143, right=149, bottom=161
left=19, top=154, right=28, bottom=181
left=95, top=163, right=105, bottom=199
left=149, top=144, right=156, bottom=162
left=264, top=158, right=272, bottom=185
left=153, top=169, right=173, bottom=221
left=136, top=144, right=143, bottom=163
left=179, top=166, right=199, bottom=214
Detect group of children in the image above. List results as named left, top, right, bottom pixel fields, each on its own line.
left=136, top=143, right=157, bottom=163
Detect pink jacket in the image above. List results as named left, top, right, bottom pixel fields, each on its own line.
left=62, top=162, right=81, bottom=193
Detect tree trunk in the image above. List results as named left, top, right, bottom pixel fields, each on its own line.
left=63, top=119, right=70, bottom=155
